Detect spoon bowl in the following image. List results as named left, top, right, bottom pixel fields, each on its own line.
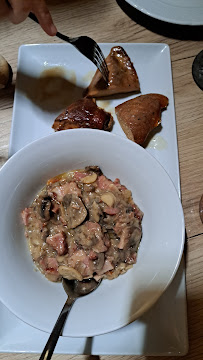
left=62, top=277, right=102, bottom=300
left=39, top=278, right=101, bottom=360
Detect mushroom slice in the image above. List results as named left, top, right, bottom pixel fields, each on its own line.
left=61, top=194, right=87, bottom=229
left=101, top=192, right=116, bottom=207
left=85, top=166, right=102, bottom=176
left=58, top=266, right=83, bottom=281
left=82, top=172, right=97, bottom=184
left=40, top=196, right=52, bottom=220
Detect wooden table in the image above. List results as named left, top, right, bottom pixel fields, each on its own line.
left=0, top=0, right=203, bottom=359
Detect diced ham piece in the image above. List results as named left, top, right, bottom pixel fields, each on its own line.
left=46, top=232, right=67, bottom=255
left=45, top=257, right=59, bottom=281
left=96, top=259, right=114, bottom=276
left=88, top=250, right=98, bottom=260
left=51, top=202, right=60, bottom=213
left=132, top=203, right=144, bottom=221
left=21, top=208, right=31, bottom=226
left=86, top=221, right=101, bottom=233
left=102, top=259, right=114, bottom=273
left=39, top=257, right=59, bottom=275
left=93, top=239, right=107, bottom=253
left=113, top=178, right=120, bottom=186
left=67, top=249, right=94, bottom=278
left=51, top=182, right=81, bottom=201
left=80, top=256, right=94, bottom=277
left=86, top=221, right=98, bottom=230
left=46, top=257, right=59, bottom=273
left=77, top=262, right=93, bottom=278
left=74, top=171, right=88, bottom=181
left=104, top=206, right=119, bottom=215
left=126, top=252, right=137, bottom=264
left=68, top=249, right=88, bottom=268
left=39, top=258, right=46, bottom=270
left=97, top=175, right=113, bottom=190
left=113, top=178, right=127, bottom=192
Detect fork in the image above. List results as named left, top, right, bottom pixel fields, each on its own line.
left=28, top=12, right=109, bottom=83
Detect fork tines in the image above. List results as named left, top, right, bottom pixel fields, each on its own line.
left=93, top=44, right=109, bottom=83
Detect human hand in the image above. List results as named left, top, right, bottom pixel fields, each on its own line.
left=1, top=0, right=57, bottom=36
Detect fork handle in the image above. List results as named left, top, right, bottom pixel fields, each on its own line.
left=28, top=12, right=40, bottom=24
left=55, top=31, right=71, bottom=43
left=39, top=299, right=75, bottom=360
left=28, top=13, right=70, bottom=42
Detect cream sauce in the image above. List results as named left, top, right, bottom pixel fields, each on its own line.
left=96, top=100, right=111, bottom=110
left=147, top=136, right=168, bottom=150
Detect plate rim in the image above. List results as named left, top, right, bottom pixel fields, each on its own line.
left=126, top=0, right=203, bottom=25
left=0, top=129, right=185, bottom=336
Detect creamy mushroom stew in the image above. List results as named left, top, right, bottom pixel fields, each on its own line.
left=21, top=166, right=143, bottom=282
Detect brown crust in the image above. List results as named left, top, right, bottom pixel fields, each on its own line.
left=52, top=97, right=114, bottom=132
left=85, top=46, right=140, bottom=98
left=0, top=55, right=12, bottom=89
left=115, top=94, right=169, bottom=145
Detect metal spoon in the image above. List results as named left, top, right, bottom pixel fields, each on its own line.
left=39, top=277, right=101, bottom=360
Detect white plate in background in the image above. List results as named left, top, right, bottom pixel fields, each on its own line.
left=126, top=0, right=203, bottom=25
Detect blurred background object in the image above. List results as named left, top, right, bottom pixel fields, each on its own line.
left=0, top=54, right=12, bottom=89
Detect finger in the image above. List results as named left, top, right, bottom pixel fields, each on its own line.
left=7, top=0, right=31, bottom=24
left=32, top=0, right=57, bottom=36
left=0, top=0, right=10, bottom=18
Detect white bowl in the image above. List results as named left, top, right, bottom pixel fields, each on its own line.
left=0, top=129, right=185, bottom=337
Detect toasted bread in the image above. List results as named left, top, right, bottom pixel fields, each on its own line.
left=85, top=46, right=140, bottom=98
left=115, top=94, right=168, bottom=145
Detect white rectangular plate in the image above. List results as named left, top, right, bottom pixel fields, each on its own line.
left=2, top=43, right=188, bottom=355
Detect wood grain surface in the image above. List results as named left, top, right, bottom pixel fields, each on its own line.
left=0, top=0, right=203, bottom=359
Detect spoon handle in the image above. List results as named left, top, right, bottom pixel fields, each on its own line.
left=39, top=299, right=75, bottom=360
